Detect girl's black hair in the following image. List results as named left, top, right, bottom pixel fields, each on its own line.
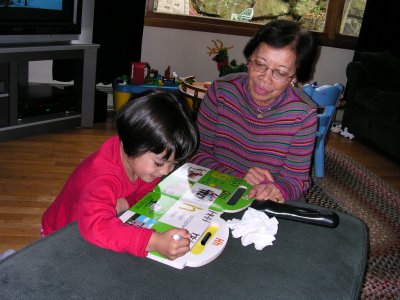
left=116, top=90, right=198, bottom=161
left=243, top=19, right=317, bottom=83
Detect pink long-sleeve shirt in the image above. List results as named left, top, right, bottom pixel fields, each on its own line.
left=41, top=136, right=159, bottom=257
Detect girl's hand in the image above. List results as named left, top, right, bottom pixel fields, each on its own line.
left=244, top=167, right=274, bottom=185
left=116, top=198, right=130, bottom=215
left=248, top=183, right=285, bottom=203
left=146, top=228, right=191, bottom=260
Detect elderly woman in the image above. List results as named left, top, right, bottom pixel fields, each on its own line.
left=190, top=20, right=318, bottom=203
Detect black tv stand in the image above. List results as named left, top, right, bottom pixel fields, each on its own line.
left=0, top=43, right=99, bottom=142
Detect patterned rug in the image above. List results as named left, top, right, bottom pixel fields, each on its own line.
left=305, top=145, right=400, bottom=299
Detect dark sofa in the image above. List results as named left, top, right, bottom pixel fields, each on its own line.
left=343, top=51, right=400, bottom=161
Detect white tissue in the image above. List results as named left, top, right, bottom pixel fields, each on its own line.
left=331, top=123, right=342, bottom=133
left=330, top=124, right=355, bottom=139
left=340, top=127, right=355, bottom=139
left=227, top=207, right=279, bottom=250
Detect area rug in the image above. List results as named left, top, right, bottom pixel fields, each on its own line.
left=305, top=145, right=400, bottom=299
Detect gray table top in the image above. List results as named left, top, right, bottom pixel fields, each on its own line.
left=0, top=202, right=367, bottom=300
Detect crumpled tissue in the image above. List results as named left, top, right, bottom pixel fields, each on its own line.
left=227, top=207, right=279, bottom=250
left=330, top=124, right=355, bottom=139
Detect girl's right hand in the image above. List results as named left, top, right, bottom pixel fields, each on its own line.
left=146, top=228, right=191, bottom=260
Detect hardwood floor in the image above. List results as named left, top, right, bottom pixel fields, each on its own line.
left=0, top=120, right=115, bottom=253
left=1, top=118, right=399, bottom=253
left=327, top=132, right=400, bottom=191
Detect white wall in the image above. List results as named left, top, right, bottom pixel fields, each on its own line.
left=142, top=26, right=354, bottom=85
left=313, top=46, right=354, bottom=85
left=29, top=11, right=355, bottom=87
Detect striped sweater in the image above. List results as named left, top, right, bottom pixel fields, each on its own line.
left=190, top=73, right=318, bottom=200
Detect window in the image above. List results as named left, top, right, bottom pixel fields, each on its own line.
left=144, top=0, right=367, bottom=50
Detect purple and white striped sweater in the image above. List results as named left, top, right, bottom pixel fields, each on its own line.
left=190, top=73, right=318, bottom=200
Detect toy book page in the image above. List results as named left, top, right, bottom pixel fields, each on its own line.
left=118, top=163, right=254, bottom=268
left=157, top=163, right=253, bottom=213
left=120, top=191, right=222, bottom=254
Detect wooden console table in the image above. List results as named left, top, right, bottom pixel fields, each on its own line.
left=0, top=43, right=99, bottom=142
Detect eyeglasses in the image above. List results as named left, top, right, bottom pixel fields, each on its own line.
left=247, top=60, right=295, bottom=82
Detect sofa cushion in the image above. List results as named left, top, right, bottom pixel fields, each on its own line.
left=359, top=51, right=400, bottom=91
left=355, top=87, right=400, bottom=124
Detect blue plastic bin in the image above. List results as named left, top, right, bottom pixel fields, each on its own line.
left=112, top=78, right=179, bottom=111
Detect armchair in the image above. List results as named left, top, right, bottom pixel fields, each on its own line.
left=342, top=51, right=400, bottom=161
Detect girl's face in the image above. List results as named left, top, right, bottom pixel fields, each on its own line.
left=247, top=43, right=297, bottom=106
left=125, top=151, right=178, bottom=183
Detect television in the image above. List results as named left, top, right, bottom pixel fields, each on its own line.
left=0, top=0, right=82, bottom=44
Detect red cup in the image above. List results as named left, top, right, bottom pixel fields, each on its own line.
left=131, top=62, right=147, bottom=85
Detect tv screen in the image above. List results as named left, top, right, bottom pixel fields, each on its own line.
left=0, top=0, right=82, bottom=43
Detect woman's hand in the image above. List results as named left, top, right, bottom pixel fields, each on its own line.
left=248, top=183, right=285, bottom=203
left=244, top=166, right=274, bottom=185
left=244, top=167, right=284, bottom=203
left=146, top=228, right=191, bottom=260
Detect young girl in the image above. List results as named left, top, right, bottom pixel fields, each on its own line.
left=41, top=90, right=198, bottom=260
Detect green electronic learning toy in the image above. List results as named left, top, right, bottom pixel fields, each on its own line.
left=119, top=163, right=253, bottom=269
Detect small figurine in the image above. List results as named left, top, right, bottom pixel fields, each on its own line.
left=164, top=66, right=171, bottom=80
left=207, top=39, right=247, bottom=77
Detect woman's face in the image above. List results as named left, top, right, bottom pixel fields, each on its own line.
left=247, top=42, right=297, bottom=106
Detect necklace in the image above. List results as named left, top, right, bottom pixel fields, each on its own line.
left=255, top=107, right=269, bottom=119
left=256, top=107, right=264, bottom=119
